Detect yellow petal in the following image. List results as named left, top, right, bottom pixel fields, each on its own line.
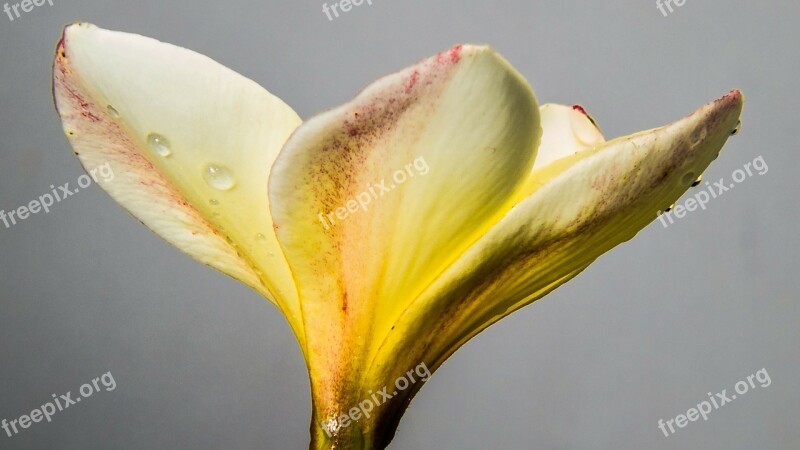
left=370, top=90, right=744, bottom=387
left=53, top=23, right=305, bottom=345
left=268, top=44, right=541, bottom=424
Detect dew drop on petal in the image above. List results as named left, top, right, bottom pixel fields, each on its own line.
left=731, top=120, right=742, bottom=136
left=209, top=199, right=220, bottom=207
left=203, top=164, right=236, bottom=191
left=147, top=133, right=172, bottom=157
left=691, top=174, right=704, bottom=187
left=107, top=105, right=120, bottom=119
left=682, top=172, right=697, bottom=186
left=255, top=233, right=267, bottom=242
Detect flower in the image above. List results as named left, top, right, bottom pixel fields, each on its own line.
left=53, top=23, right=743, bottom=449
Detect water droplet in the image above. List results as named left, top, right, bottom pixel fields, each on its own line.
left=731, top=120, right=742, bottom=136
left=255, top=233, right=267, bottom=242
left=682, top=172, right=697, bottom=186
left=209, top=199, right=220, bottom=207
left=107, top=105, right=120, bottom=118
left=690, top=126, right=707, bottom=147
left=203, top=164, right=236, bottom=191
left=691, top=174, right=704, bottom=187
left=147, top=133, right=172, bottom=157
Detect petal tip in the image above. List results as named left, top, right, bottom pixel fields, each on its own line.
left=725, top=88, right=744, bottom=101
left=61, top=21, right=94, bottom=40
left=717, top=88, right=745, bottom=112
left=708, top=89, right=745, bottom=131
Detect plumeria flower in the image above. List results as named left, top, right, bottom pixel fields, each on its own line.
left=53, top=23, right=743, bottom=449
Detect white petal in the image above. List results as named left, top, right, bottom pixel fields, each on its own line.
left=53, top=23, right=305, bottom=342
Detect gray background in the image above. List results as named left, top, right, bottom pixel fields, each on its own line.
left=0, top=0, right=798, bottom=449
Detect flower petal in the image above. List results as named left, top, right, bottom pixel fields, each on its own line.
left=53, top=23, right=305, bottom=341
left=514, top=103, right=606, bottom=201
left=532, top=103, right=605, bottom=171
left=370, top=90, right=744, bottom=384
left=268, top=45, right=540, bottom=407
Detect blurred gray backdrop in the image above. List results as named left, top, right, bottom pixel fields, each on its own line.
left=1, top=0, right=798, bottom=449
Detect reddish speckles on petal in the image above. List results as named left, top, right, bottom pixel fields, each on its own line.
left=405, top=70, right=420, bottom=94
left=81, top=110, right=102, bottom=122
left=310, top=44, right=468, bottom=223
left=450, top=44, right=463, bottom=63
left=434, top=44, right=464, bottom=65
left=347, top=124, right=360, bottom=137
